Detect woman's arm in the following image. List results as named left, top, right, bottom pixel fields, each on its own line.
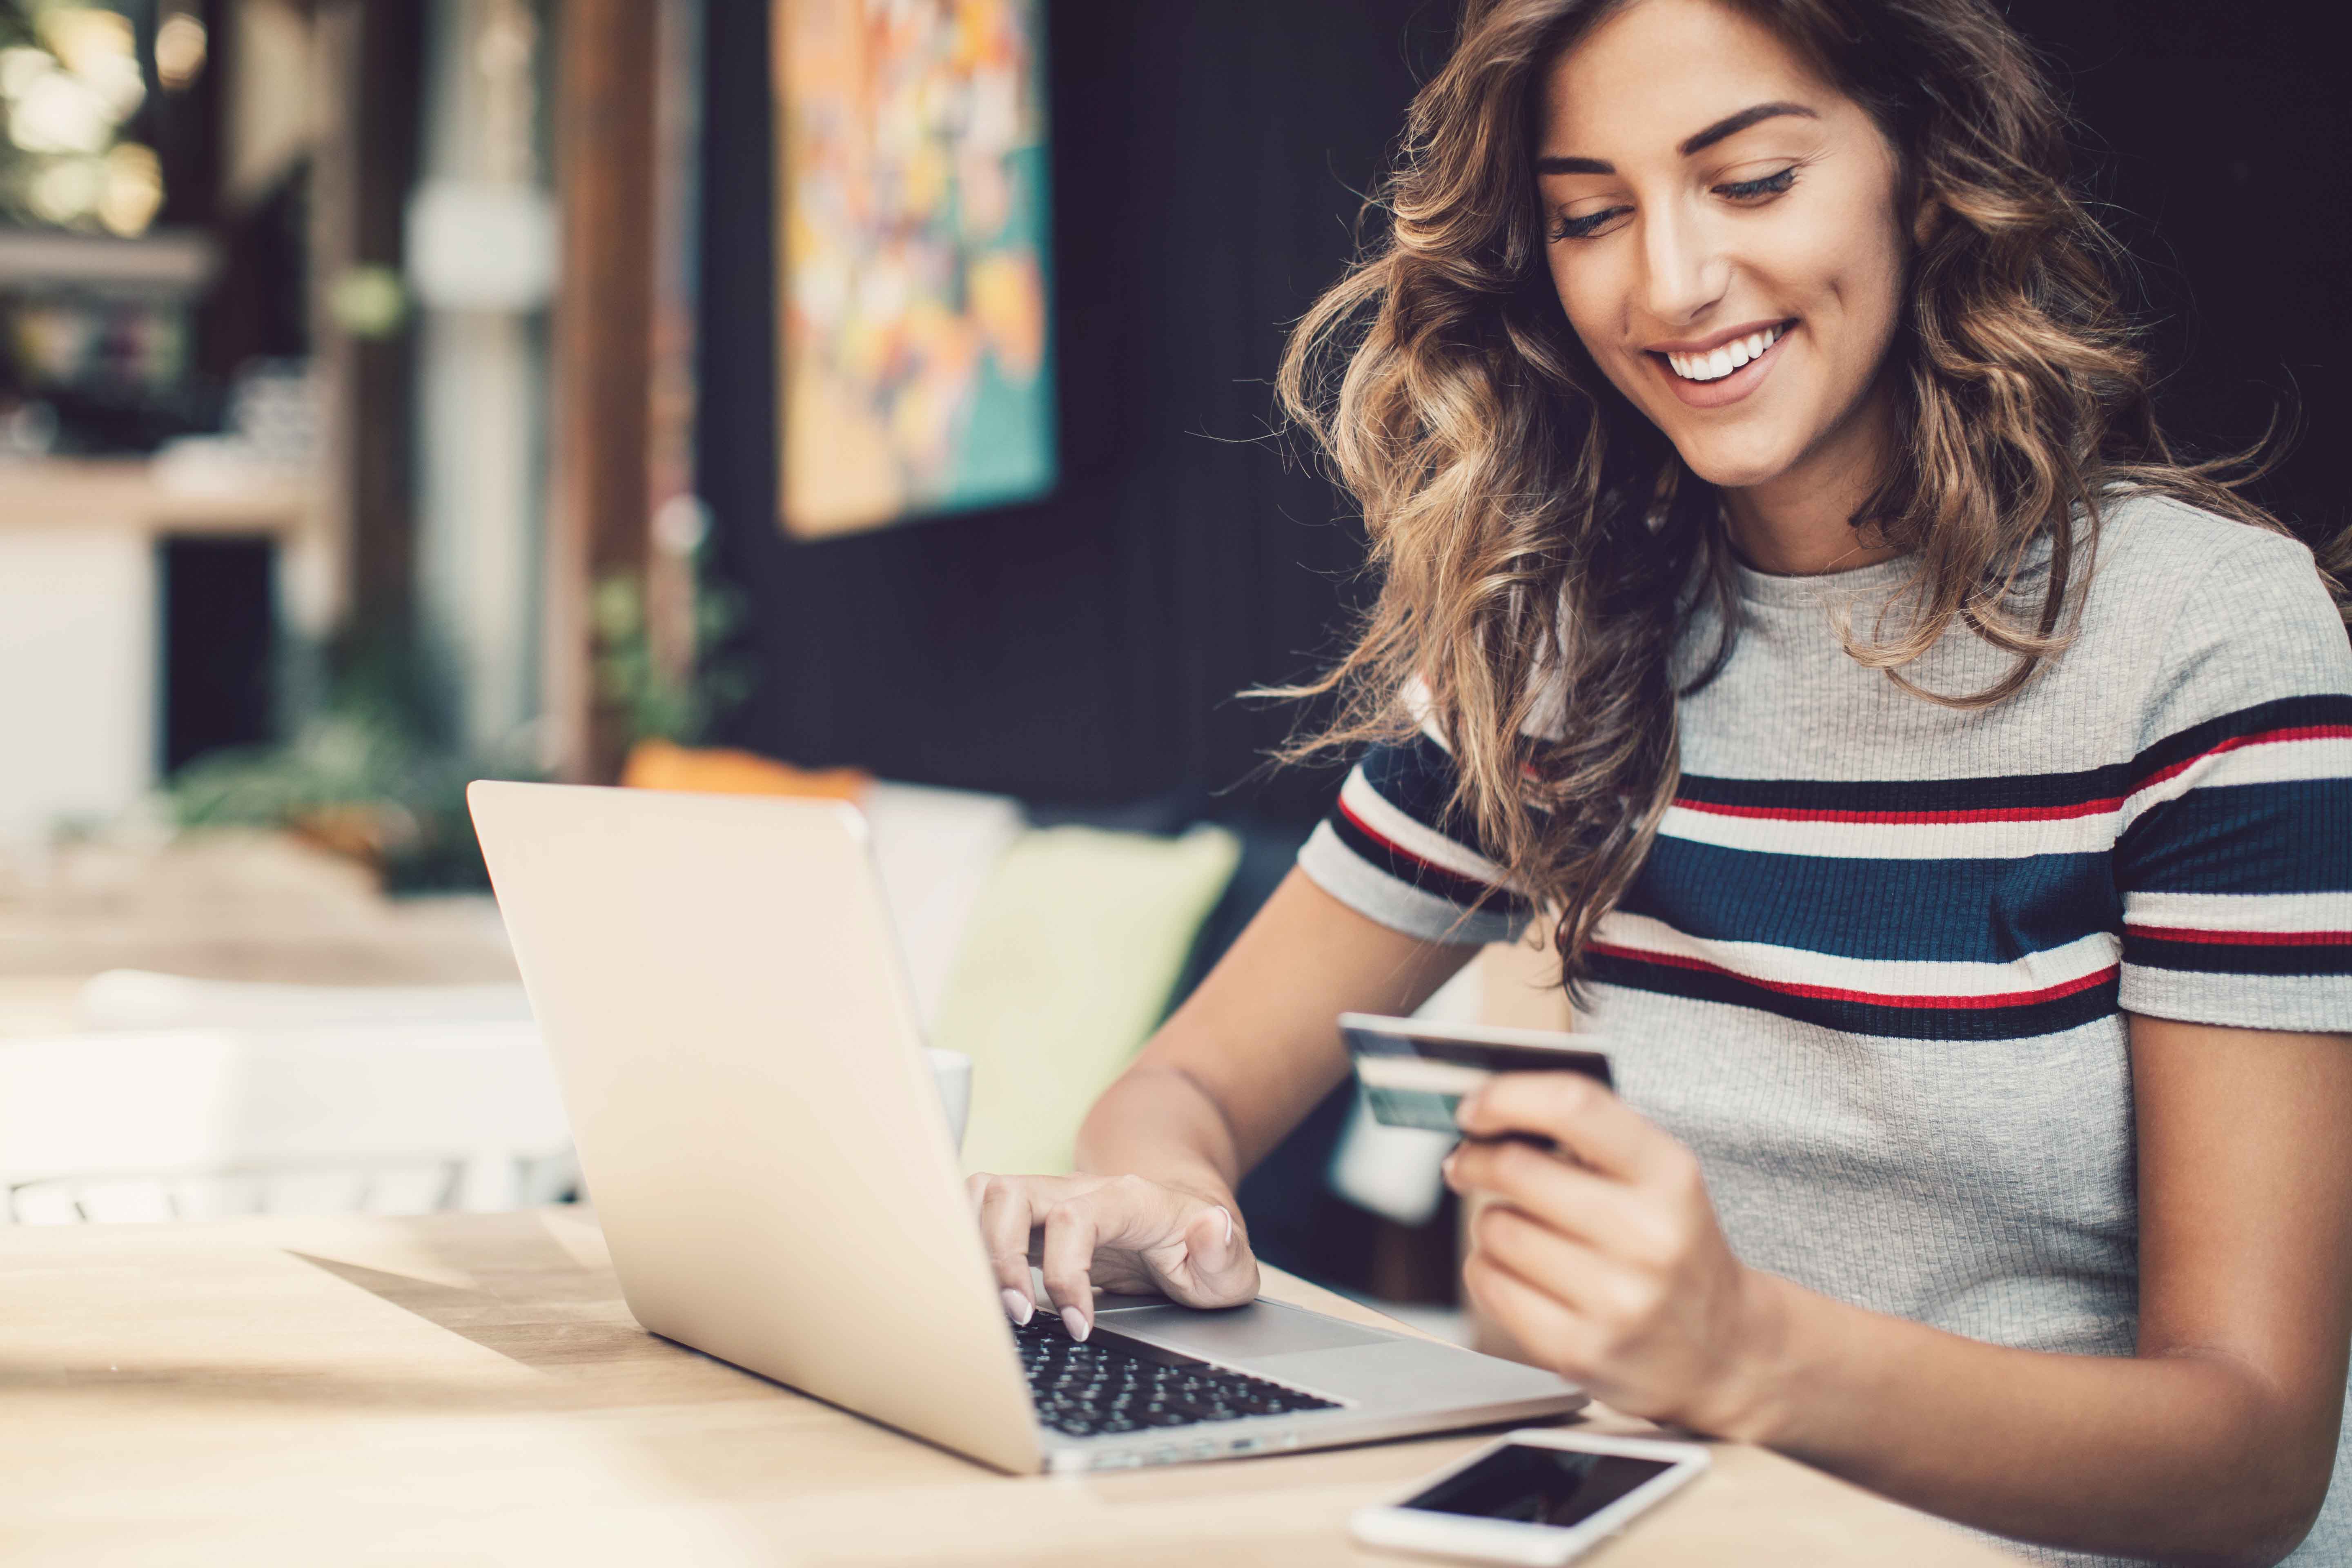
left=1447, top=1016, right=2352, bottom=1566
left=1078, top=867, right=1473, bottom=1198
left=969, top=868, right=1473, bottom=1335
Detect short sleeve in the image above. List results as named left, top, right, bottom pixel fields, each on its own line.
left=1296, top=725, right=1534, bottom=947
left=2115, top=531, right=2352, bottom=1031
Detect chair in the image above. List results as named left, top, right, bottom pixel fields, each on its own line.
left=0, top=1019, right=572, bottom=1224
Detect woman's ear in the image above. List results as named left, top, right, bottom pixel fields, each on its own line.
left=1911, top=192, right=1947, bottom=247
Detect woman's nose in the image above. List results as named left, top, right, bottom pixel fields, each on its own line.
left=1639, top=206, right=1731, bottom=327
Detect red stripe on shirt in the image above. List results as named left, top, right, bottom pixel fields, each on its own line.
left=2125, top=924, right=2352, bottom=948
left=1587, top=942, right=2120, bottom=1011
left=1673, top=798, right=2119, bottom=825
left=2131, top=725, right=2352, bottom=793
left=1335, top=795, right=1493, bottom=893
left=1664, top=726, right=2350, bottom=825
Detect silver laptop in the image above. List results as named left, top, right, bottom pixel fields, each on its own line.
left=468, top=780, right=1584, bottom=1474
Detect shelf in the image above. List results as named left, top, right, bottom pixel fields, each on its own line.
left=0, top=227, right=220, bottom=294
left=0, top=456, right=318, bottom=535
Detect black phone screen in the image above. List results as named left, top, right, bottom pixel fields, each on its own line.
left=1401, top=1443, right=1674, bottom=1528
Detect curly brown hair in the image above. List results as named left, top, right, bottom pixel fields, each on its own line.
left=1272, top=0, right=2349, bottom=995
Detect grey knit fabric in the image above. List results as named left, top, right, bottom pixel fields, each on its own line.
left=1298, top=495, right=2352, bottom=1565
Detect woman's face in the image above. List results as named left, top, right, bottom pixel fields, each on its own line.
left=1536, top=0, right=1911, bottom=494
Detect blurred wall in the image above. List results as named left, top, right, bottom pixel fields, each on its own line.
left=697, top=0, right=2348, bottom=824
left=2026, top=2, right=2347, bottom=541
left=699, top=0, right=1449, bottom=822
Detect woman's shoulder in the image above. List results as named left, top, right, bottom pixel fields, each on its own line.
left=2080, top=489, right=2350, bottom=739
left=2085, top=490, right=2338, bottom=637
left=2091, top=488, right=2320, bottom=587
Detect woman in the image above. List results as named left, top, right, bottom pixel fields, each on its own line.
left=967, top=0, right=2352, bottom=1561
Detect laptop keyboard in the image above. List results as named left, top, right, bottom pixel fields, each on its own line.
left=1012, top=1311, right=1341, bottom=1438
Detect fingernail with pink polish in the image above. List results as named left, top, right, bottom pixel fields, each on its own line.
left=1001, top=1288, right=1033, bottom=1326
left=1216, top=1206, right=1235, bottom=1249
left=1061, top=1306, right=1089, bottom=1342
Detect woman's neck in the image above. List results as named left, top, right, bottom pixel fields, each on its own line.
left=1717, top=383, right=1904, bottom=577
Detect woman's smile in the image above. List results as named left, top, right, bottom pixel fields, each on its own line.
left=1648, top=318, right=1795, bottom=409
left=1535, top=0, right=1912, bottom=506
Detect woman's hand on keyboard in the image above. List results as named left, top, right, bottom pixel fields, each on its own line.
left=963, top=1172, right=1258, bottom=1342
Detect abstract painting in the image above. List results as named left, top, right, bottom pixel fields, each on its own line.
left=774, top=0, right=1056, bottom=537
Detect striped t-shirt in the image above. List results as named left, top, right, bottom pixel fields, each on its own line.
left=1297, top=494, right=2352, bottom=1567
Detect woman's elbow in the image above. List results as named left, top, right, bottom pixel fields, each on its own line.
left=2178, top=1439, right=2334, bottom=1568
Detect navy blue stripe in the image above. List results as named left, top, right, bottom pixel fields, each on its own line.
left=2116, top=780, right=2352, bottom=895
left=1623, top=836, right=2117, bottom=965
left=2131, top=694, right=2352, bottom=781
left=1670, top=696, right=2352, bottom=817
left=1676, top=766, right=2128, bottom=816
left=1586, top=950, right=2119, bottom=1041
left=1358, top=738, right=1499, bottom=849
left=2124, top=933, right=2352, bottom=978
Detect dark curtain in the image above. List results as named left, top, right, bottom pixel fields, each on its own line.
left=697, top=0, right=2347, bottom=826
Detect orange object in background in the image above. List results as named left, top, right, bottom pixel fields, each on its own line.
left=619, top=740, right=869, bottom=801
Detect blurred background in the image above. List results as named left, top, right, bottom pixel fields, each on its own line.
left=0, top=0, right=2342, bottom=1325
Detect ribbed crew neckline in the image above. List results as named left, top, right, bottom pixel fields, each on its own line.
left=1731, top=550, right=1916, bottom=609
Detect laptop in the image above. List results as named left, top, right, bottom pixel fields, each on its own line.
left=467, top=781, right=1585, bottom=1474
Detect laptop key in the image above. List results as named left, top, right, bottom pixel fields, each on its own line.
left=1011, top=1311, right=1340, bottom=1440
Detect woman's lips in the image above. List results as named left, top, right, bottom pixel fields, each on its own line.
left=1650, top=322, right=1793, bottom=410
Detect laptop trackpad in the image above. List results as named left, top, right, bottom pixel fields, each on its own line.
left=1097, top=1301, right=1389, bottom=1361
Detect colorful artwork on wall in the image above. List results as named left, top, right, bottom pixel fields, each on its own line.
left=773, top=0, right=1056, bottom=538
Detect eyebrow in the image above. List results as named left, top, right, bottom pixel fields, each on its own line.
left=1533, top=101, right=1820, bottom=176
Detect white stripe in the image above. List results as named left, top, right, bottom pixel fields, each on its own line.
left=1659, top=803, right=2116, bottom=860
left=2121, top=735, right=2352, bottom=830
left=1401, top=670, right=1570, bottom=749
left=1398, top=676, right=1452, bottom=752
left=1299, top=822, right=1522, bottom=947
left=1340, top=766, right=1514, bottom=890
left=1657, top=733, right=2351, bottom=861
left=2123, top=889, right=2352, bottom=934
left=1592, top=912, right=2120, bottom=1000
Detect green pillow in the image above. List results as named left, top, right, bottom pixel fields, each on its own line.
left=932, top=824, right=1240, bottom=1176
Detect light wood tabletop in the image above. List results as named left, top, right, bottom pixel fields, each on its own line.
left=0, top=1206, right=2021, bottom=1566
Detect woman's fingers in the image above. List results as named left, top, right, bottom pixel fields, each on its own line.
left=1470, top=1198, right=1631, bottom=1320
left=1444, top=1137, right=1660, bottom=1257
left=1037, top=1193, right=1106, bottom=1340
left=1462, top=1242, right=1607, bottom=1381
left=967, top=1173, right=1053, bottom=1323
left=1146, top=1202, right=1258, bottom=1308
left=966, top=1172, right=1262, bottom=1336
left=1457, top=1071, right=1682, bottom=1185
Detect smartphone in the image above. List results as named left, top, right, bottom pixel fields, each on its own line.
left=1349, top=1429, right=1709, bottom=1565
left=1341, top=1013, right=1613, bottom=1136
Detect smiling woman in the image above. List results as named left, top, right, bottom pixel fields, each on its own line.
left=961, top=5, right=2352, bottom=1565
left=1274, top=0, right=2341, bottom=991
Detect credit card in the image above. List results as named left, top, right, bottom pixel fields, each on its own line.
left=1341, top=1013, right=1613, bottom=1136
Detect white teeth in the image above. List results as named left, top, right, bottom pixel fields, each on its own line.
left=1664, top=324, right=1783, bottom=382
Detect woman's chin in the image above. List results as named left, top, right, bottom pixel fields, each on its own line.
left=1670, top=438, right=1799, bottom=493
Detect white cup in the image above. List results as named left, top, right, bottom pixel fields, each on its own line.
left=925, top=1047, right=973, bottom=1153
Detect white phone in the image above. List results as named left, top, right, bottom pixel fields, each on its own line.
left=1349, top=1429, right=1710, bottom=1565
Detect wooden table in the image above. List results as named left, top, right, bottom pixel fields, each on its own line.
left=0, top=1208, right=2020, bottom=1565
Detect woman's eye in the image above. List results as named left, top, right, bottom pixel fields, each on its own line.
left=1548, top=206, right=1629, bottom=242
left=1716, top=166, right=1799, bottom=203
